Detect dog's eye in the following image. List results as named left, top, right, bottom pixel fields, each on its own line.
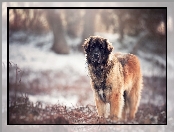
left=100, top=46, right=103, bottom=49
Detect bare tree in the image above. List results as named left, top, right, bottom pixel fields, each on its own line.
left=80, top=9, right=96, bottom=52
left=46, top=9, right=69, bottom=54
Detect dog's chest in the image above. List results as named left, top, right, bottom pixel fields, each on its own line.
left=90, top=66, right=112, bottom=103
left=97, top=87, right=111, bottom=103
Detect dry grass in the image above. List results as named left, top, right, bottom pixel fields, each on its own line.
left=8, top=62, right=166, bottom=124
left=9, top=95, right=166, bottom=124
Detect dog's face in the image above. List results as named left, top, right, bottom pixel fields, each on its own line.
left=83, top=36, right=113, bottom=66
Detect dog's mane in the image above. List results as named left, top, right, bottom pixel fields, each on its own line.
left=90, top=60, right=114, bottom=79
left=88, top=55, right=115, bottom=90
left=87, top=58, right=115, bottom=102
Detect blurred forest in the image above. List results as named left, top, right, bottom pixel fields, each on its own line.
left=9, top=9, right=166, bottom=54
left=7, top=7, right=167, bottom=125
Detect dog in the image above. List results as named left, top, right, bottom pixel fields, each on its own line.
left=82, top=36, right=143, bottom=121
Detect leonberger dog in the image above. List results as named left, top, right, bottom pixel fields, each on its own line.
left=83, top=36, right=143, bottom=121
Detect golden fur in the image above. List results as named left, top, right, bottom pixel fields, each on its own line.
left=83, top=36, right=143, bottom=120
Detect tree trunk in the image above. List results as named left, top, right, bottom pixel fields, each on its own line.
left=46, top=9, right=69, bottom=54
left=80, top=9, right=96, bottom=52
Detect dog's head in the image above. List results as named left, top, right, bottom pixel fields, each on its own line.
left=82, top=36, right=113, bottom=66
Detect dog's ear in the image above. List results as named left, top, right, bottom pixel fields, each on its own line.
left=104, top=39, right=113, bottom=54
left=82, top=37, right=91, bottom=53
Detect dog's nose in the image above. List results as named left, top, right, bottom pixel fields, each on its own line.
left=94, top=53, right=99, bottom=58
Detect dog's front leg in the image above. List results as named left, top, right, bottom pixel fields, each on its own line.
left=109, top=92, right=124, bottom=120
left=95, top=96, right=106, bottom=118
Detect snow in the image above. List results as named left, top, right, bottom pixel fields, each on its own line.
left=141, top=94, right=165, bottom=106
left=9, top=31, right=88, bottom=76
left=29, top=92, right=78, bottom=108
left=138, top=51, right=166, bottom=77
left=65, top=34, right=82, bottom=47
